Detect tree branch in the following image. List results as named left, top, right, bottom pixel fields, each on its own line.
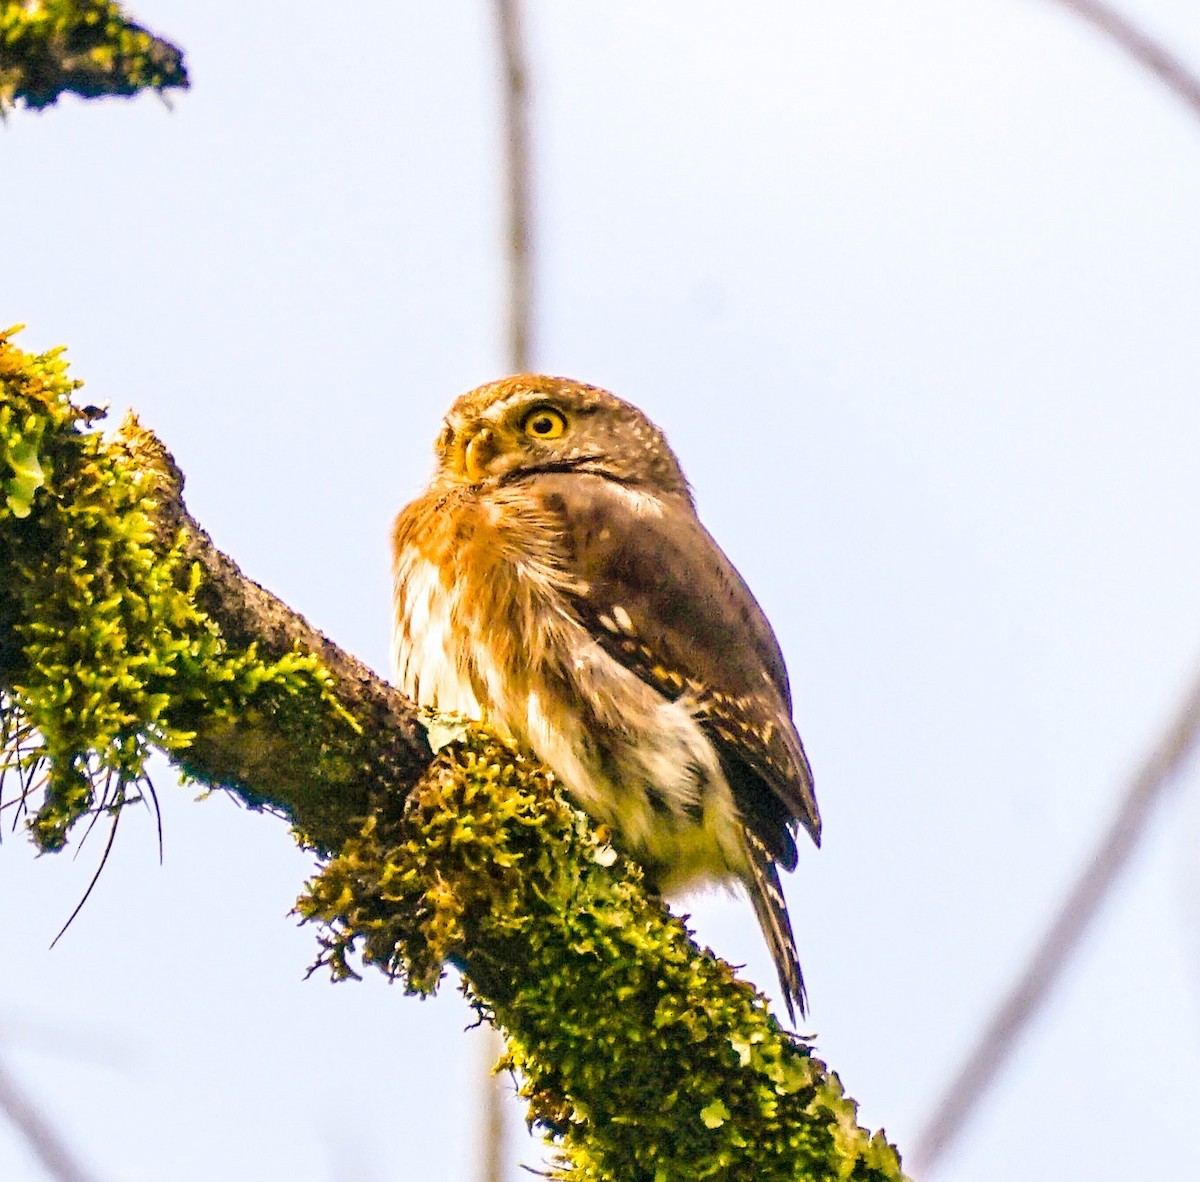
left=1046, top=0, right=1200, bottom=119
left=906, top=4, right=1200, bottom=1169
left=486, top=3, right=536, bottom=1175
left=912, top=662, right=1200, bottom=1173
left=113, top=418, right=430, bottom=851
left=1, top=331, right=906, bottom=1179
left=495, top=0, right=534, bottom=372
left=0, top=1055, right=99, bottom=1182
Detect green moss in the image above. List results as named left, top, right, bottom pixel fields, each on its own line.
left=301, top=727, right=907, bottom=1181
left=0, top=0, right=187, bottom=113
left=0, top=327, right=349, bottom=850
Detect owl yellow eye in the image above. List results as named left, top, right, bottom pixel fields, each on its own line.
left=523, top=406, right=567, bottom=440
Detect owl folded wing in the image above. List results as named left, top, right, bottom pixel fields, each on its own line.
left=527, top=471, right=820, bottom=864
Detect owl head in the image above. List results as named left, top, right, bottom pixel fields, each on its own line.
left=431, top=375, right=692, bottom=500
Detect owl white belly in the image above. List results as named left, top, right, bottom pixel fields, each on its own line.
left=521, top=669, right=747, bottom=892
left=391, top=553, right=483, bottom=718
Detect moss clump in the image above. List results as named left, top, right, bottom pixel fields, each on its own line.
left=0, top=0, right=187, bottom=112
left=0, top=327, right=350, bottom=850
left=301, top=727, right=907, bottom=1181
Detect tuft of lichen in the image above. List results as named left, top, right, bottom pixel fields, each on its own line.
left=0, top=326, right=351, bottom=850
left=299, top=728, right=565, bottom=993
left=301, top=727, right=908, bottom=1182
left=0, top=0, right=187, bottom=113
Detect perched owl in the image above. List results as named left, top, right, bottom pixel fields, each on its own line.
left=391, top=375, right=820, bottom=1020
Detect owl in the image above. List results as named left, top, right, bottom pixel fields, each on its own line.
left=391, top=375, right=820, bottom=1020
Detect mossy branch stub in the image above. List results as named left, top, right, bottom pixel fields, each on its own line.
left=0, top=0, right=187, bottom=113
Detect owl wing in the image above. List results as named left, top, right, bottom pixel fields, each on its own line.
left=529, top=472, right=820, bottom=867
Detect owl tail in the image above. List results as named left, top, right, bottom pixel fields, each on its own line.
left=744, top=831, right=807, bottom=1024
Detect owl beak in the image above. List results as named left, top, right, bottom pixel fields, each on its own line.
left=463, top=428, right=497, bottom=483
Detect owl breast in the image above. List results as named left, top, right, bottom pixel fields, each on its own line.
left=391, top=485, right=570, bottom=722
left=391, top=484, right=748, bottom=891
left=390, top=547, right=483, bottom=718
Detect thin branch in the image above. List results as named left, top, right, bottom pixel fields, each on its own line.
left=0, top=1056, right=100, bottom=1182
left=477, top=1027, right=508, bottom=1182
left=1046, top=0, right=1200, bottom=119
left=911, top=663, right=1200, bottom=1174
left=914, top=6, right=1200, bottom=1165
left=495, top=0, right=534, bottom=372
left=484, top=4, right=534, bottom=1177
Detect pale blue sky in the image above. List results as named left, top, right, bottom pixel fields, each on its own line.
left=3, top=3, right=1200, bottom=1179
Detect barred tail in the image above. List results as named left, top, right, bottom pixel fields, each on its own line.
left=744, top=830, right=807, bottom=1023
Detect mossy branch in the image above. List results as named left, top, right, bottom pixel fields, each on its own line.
left=0, top=328, right=907, bottom=1180
left=0, top=0, right=187, bottom=113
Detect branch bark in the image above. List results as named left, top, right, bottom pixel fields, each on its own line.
left=115, top=420, right=430, bottom=851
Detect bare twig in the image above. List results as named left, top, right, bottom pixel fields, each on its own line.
left=495, top=0, right=534, bottom=371
left=478, top=1028, right=508, bottom=1182
left=0, top=1056, right=99, bottom=1182
left=913, top=4, right=1200, bottom=1168
left=482, top=3, right=534, bottom=1176
left=912, top=664, right=1200, bottom=1174
left=482, top=4, right=535, bottom=1176
left=1046, top=0, right=1200, bottom=119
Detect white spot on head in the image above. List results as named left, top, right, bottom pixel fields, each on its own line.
left=612, top=605, right=634, bottom=634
